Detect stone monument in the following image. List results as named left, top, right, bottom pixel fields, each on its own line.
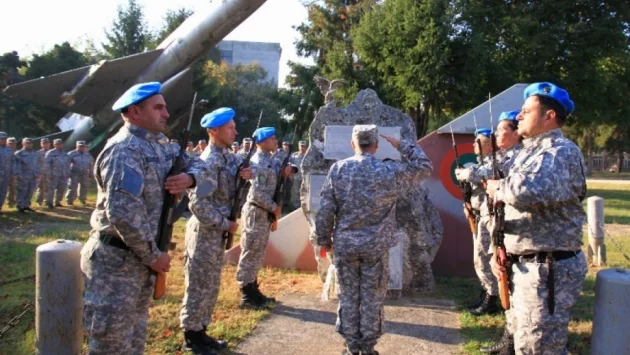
left=300, top=88, right=443, bottom=297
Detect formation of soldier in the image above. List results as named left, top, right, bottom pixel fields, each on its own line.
left=454, top=82, right=587, bottom=355
left=0, top=79, right=567, bottom=355
left=0, top=132, right=96, bottom=213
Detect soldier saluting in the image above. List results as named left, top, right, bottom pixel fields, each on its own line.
left=486, top=82, right=587, bottom=355
left=80, top=82, right=207, bottom=354
left=315, top=125, right=432, bottom=355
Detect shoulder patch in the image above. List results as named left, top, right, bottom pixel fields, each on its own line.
left=120, top=166, right=143, bottom=196
left=257, top=174, right=266, bottom=184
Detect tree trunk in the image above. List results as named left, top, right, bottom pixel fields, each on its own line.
left=616, top=151, right=623, bottom=173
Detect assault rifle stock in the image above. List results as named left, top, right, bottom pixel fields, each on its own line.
left=450, top=125, right=476, bottom=234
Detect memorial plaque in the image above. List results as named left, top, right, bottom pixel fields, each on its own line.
left=307, top=174, right=328, bottom=213
left=323, top=125, right=402, bottom=161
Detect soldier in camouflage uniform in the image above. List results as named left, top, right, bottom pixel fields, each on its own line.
left=289, top=141, right=307, bottom=209
left=315, top=125, right=432, bottom=355
left=80, top=82, right=207, bottom=355
left=237, top=138, right=252, bottom=158
left=35, top=138, right=51, bottom=206
left=236, top=127, right=296, bottom=309
left=7, top=137, right=17, bottom=208
left=45, top=139, right=71, bottom=208
left=231, top=141, right=239, bottom=154
left=66, top=141, right=94, bottom=205
left=488, top=82, right=587, bottom=355
left=194, top=139, right=207, bottom=156
left=14, top=137, right=41, bottom=213
left=179, top=107, right=252, bottom=355
left=0, top=132, right=12, bottom=214
left=455, top=128, right=499, bottom=316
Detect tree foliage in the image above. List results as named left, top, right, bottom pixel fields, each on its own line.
left=102, top=0, right=152, bottom=58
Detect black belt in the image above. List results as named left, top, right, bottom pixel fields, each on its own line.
left=98, top=234, right=130, bottom=250
left=249, top=202, right=276, bottom=223
left=508, top=250, right=580, bottom=264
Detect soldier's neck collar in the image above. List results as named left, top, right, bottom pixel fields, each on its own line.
left=125, top=123, right=164, bottom=142
left=523, top=128, right=562, bottom=148
left=209, top=142, right=225, bottom=154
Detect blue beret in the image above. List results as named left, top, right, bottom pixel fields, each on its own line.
left=200, top=107, right=235, bottom=129
left=112, top=82, right=162, bottom=111
left=524, top=82, right=574, bottom=114
left=474, top=128, right=492, bottom=138
left=254, top=127, right=276, bottom=143
left=499, top=110, right=520, bottom=122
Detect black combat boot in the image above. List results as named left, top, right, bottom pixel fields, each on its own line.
left=239, top=282, right=266, bottom=310
left=253, top=278, right=276, bottom=305
left=480, top=327, right=511, bottom=353
left=470, top=293, right=498, bottom=316
left=466, top=288, right=486, bottom=309
left=498, top=336, right=515, bottom=355
left=200, top=326, right=227, bottom=350
left=341, top=350, right=359, bottom=355
left=182, top=330, right=217, bottom=355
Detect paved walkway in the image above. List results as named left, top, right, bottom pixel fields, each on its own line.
left=232, top=294, right=463, bottom=355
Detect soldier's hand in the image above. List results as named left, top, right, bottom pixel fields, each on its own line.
left=281, top=166, right=294, bottom=177
left=380, top=134, right=400, bottom=149
left=149, top=252, right=171, bottom=273
left=322, top=244, right=333, bottom=253
left=454, top=168, right=470, bottom=182
left=164, top=173, right=194, bottom=195
left=490, top=254, right=505, bottom=279
left=485, top=179, right=499, bottom=199
left=228, top=220, right=239, bottom=233
left=239, top=167, right=253, bottom=180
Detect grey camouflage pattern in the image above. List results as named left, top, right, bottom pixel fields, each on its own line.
left=315, top=140, right=432, bottom=257
left=508, top=253, right=587, bottom=354
left=497, top=129, right=586, bottom=254
left=180, top=143, right=242, bottom=331
left=45, top=148, right=71, bottom=206
left=81, top=122, right=207, bottom=353
left=35, top=148, right=50, bottom=205
left=66, top=150, right=94, bottom=204
left=14, top=148, right=40, bottom=209
left=0, top=146, right=13, bottom=209
left=289, top=151, right=305, bottom=208
left=474, top=218, right=498, bottom=296
left=236, top=150, right=280, bottom=286
left=335, top=252, right=389, bottom=354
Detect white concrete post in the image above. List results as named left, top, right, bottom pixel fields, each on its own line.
left=587, top=196, right=606, bottom=266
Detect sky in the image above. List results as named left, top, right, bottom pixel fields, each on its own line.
left=0, top=0, right=314, bottom=87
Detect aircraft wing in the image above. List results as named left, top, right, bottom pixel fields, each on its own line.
left=3, top=49, right=164, bottom=116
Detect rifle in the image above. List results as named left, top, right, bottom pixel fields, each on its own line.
left=153, top=92, right=197, bottom=300
left=488, top=94, right=510, bottom=310
left=223, top=110, right=263, bottom=250
left=270, top=125, right=298, bottom=231
left=450, top=124, right=476, bottom=235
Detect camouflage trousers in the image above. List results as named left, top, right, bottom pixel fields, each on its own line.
left=7, top=176, right=15, bottom=207
left=47, top=176, right=68, bottom=206
left=180, top=217, right=225, bottom=331
left=335, top=252, right=389, bottom=354
left=508, top=251, right=587, bottom=355
left=80, top=236, right=154, bottom=355
left=66, top=173, right=90, bottom=204
left=0, top=176, right=9, bottom=210
left=474, top=217, right=498, bottom=296
left=36, top=174, right=47, bottom=205
left=16, top=177, right=37, bottom=209
left=236, top=203, right=271, bottom=287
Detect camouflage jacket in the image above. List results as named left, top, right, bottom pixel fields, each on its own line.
left=37, top=148, right=50, bottom=176
left=315, top=140, right=433, bottom=256
left=496, top=129, right=586, bottom=254
left=290, top=152, right=305, bottom=180
left=0, top=146, right=13, bottom=178
left=14, top=148, right=40, bottom=179
left=45, top=148, right=71, bottom=179
left=90, top=123, right=208, bottom=265
left=68, top=150, right=94, bottom=176
left=499, top=143, right=522, bottom=175
left=245, top=150, right=282, bottom=213
left=187, top=143, right=243, bottom=231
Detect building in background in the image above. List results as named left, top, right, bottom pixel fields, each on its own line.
left=217, top=40, right=282, bottom=87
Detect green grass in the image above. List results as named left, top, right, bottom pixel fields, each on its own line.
left=444, top=180, right=630, bottom=354
left=588, top=171, right=630, bottom=180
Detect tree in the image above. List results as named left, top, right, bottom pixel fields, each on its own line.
left=102, top=0, right=152, bottom=58
left=352, top=0, right=453, bottom=137
left=26, top=42, right=89, bottom=80
left=155, top=8, right=194, bottom=45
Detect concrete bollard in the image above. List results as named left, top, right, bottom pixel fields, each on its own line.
left=591, top=268, right=630, bottom=355
left=587, top=196, right=606, bottom=266
left=36, top=239, right=84, bottom=355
